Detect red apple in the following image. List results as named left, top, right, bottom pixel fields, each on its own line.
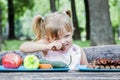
left=2, top=52, right=22, bottom=69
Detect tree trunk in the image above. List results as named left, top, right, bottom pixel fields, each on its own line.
left=8, top=0, right=16, bottom=39
left=88, top=0, right=115, bottom=46
left=49, top=0, right=56, bottom=12
left=84, top=0, right=90, bottom=40
left=0, top=7, right=2, bottom=51
left=71, top=0, right=81, bottom=40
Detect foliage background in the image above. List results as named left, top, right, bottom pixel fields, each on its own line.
left=0, top=0, right=120, bottom=51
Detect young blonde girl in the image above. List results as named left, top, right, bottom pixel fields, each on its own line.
left=20, top=10, right=88, bottom=70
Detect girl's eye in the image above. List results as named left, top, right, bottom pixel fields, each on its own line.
left=54, top=38, right=58, bottom=40
left=65, top=35, right=70, bottom=38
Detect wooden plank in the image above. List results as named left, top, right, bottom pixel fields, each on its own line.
left=0, top=71, right=120, bottom=80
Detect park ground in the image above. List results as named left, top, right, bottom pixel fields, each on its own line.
left=1, top=40, right=120, bottom=51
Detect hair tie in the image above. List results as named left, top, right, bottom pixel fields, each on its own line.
left=42, top=17, right=44, bottom=21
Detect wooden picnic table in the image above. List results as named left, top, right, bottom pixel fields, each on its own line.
left=0, top=45, right=120, bottom=80
left=0, top=71, right=120, bottom=80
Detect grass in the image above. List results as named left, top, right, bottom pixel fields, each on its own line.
left=1, top=40, right=26, bottom=51
left=116, top=40, right=120, bottom=44
left=73, top=40, right=90, bottom=47
left=1, top=39, right=120, bottom=51
left=1, top=40, right=90, bottom=51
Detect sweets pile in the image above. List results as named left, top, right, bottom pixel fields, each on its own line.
left=88, top=58, right=120, bottom=69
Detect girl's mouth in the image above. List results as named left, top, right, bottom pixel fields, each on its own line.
left=60, top=45, right=66, bottom=51
left=58, top=46, right=68, bottom=53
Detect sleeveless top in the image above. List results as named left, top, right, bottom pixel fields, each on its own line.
left=43, top=44, right=83, bottom=70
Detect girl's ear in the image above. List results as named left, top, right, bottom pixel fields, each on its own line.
left=65, top=10, right=72, bottom=17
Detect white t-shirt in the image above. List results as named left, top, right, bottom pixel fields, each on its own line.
left=43, top=44, right=83, bottom=70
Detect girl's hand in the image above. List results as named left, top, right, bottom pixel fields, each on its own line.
left=47, top=40, right=63, bottom=51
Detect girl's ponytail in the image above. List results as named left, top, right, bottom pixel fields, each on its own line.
left=32, top=15, right=43, bottom=41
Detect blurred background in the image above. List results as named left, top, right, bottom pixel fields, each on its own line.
left=0, top=0, right=120, bottom=51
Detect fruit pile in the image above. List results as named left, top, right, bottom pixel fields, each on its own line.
left=88, top=58, right=120, bottom=69
left=1, top=52, right=68, bottom=70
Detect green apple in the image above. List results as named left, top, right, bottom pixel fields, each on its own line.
left=24, top=55, right=40, bottom=69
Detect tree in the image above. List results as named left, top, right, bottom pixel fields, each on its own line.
left=84, top=0, right=90, bottom=40
left=88, top=0, right=115, bottom=46
left=49, top=0, right=57, bottom=12
left=8, top=0, right=15, bottom=39
left=7, top=0, right=34, bottom=39
left=0, top=6, right=2, bottom=51
left=70, top=0, right=81, bottom=40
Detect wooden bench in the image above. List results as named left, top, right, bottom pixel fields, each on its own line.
left=83, top=45, right=120, bottom=62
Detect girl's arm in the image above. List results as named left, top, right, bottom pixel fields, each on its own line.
left=19, top=39, right=49, bottom=53
left=80, top=48, right=89, bottom=65
left=19, top=39, right=63, bottom=53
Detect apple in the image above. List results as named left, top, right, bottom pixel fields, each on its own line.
left=2, top=52, right=22, bottom=69
left=23, top=55, right=40, bottom=69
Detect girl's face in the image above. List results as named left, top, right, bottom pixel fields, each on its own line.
left=48, top=28, right=73, bottom=53
left=58, top=31, right=73, bottom=53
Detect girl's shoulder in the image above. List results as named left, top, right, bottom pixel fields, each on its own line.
left=69, top=44, right=83, bottom=53
left=72, top=44, right=82, bottom=49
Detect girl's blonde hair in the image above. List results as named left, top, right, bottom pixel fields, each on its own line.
left=32, top=10, right=74, bottom=41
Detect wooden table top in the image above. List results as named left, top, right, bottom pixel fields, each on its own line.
left=0, top=71, right=120, bottom=80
